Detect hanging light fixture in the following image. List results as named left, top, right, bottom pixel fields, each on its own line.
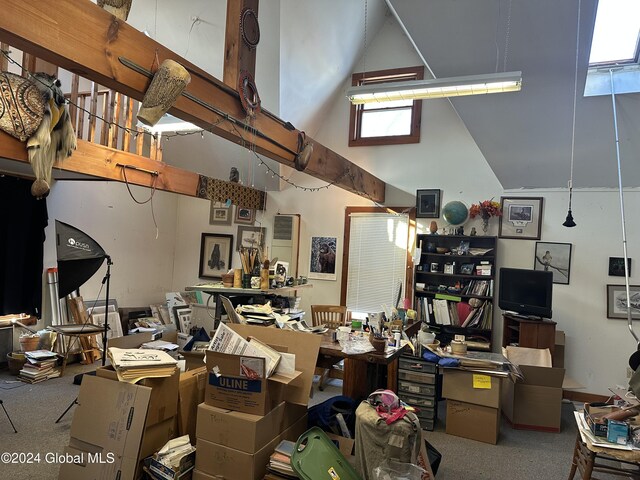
left=347, top=71, right=522, bottom=104
left=563, top=0, right=581, bottom=228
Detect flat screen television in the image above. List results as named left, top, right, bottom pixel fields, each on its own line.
left=498, top=268, right=553, bottom=319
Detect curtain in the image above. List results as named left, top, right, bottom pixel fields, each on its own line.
left=0, top=175, right=48, bottom=316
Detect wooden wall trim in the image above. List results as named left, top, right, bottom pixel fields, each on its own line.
left=0, top=0, right=385, bottom=203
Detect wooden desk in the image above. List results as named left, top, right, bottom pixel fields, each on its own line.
left=185, top=284, right=312, bottom=323
left=319, top=331, right=412, bottom=400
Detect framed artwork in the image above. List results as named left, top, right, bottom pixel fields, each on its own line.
left=209, top=201, right=232, bottom=226
left=309, top=236, right=337, bottom=280
left=499, top=197, right=543, bottom=240
left=534, top=241, right=572, bottom=285
left=416, top=189, right=441, bottom=218
left=234, top=206, right=256, bottom=225
left=236, top=226, right=266, bottom=251
left=199, top=233, right=233, bottom=279
left=607, top=284, right=640, bottom=319
left=609, top=257, right=632, bottom=277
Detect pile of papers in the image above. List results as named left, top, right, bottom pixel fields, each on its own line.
left=140, top=339, right=179, bottom=351
left=280, top=319, right=328, bottom=334
left=236, top=302, right=291, bottom=326
left=19, top=350, right=59, bottom=384
left=208, top=323, right=281, bottom=377
left=267, top=439, right=298, bottom=478
left=107, top=347, right=178, bottom=383
left=147, top=435, right=196, bottom=480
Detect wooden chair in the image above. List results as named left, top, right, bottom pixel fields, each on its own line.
left=311, top=305, right=348, bottom=390
left=219, top=295, right=244, bottom=324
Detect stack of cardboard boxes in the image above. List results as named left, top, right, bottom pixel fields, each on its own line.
left=192, top=324, right=321, bottom=480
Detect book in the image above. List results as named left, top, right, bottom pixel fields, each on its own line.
left=107, top=347, right=178, bottom=383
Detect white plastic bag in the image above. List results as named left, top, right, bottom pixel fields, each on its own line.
left=373, top=460, right=426, bottom=480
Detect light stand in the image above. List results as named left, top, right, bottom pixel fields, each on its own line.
left=101, top=255, right=112, bottom=366
left=0, top=400, right=17, bottom=433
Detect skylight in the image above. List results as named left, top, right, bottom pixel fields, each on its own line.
left=589, top=0, right=640, bottom=66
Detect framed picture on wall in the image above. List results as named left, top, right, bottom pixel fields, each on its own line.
left=609, top=257, right=632, bottom=277
left=607, top=284, right=640, bottom=319
left=234, top=207, right=255, bottom=224
left=415, top=189, right=441, bottom=218
left=498, top=197, right=543, bottom=240
left=236, top=226, right=266, bottom=251
left=209, top=201, right=232, bottom=226
left=534, top=241, right=572, bottom=285
left=309, top=236, right=337, bottom=280
left=199, top=233, right=233, bottom=279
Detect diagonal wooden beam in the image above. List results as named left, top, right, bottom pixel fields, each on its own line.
left=0, top=0, right=385, bottom=203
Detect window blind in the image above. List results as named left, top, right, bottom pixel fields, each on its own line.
left=346, top=213, right=409, bottom=314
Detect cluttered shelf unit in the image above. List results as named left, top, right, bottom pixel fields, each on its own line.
left=414, top=234, right=497, bottom=350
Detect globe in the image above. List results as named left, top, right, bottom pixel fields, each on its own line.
left=442, top=201, right=469, bottom=226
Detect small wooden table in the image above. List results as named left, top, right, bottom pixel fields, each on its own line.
left=569, top=411, right=640, bottom=479
left=319, top=322, right=420, bottom=400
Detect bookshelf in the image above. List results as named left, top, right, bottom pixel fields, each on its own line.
left=414, top=234, right=497, bottom=350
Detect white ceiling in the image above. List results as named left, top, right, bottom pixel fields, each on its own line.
left=389, top=0, right=640, bottom=189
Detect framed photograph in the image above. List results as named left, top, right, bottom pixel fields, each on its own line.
left=234, top=206, right=255, bottom=225
left=236, top=226, right=266, bottom=251
left=460, top=263, right=475, bottom=275
left=416, top=189, right=441, bottom=218
left=607, top=284, right=640, bottom=319
left=609, top=257, right=632, bottom=277
left=199, top=233, right=233, bottom=279
left=209, top=201, right=232, bottom=226
left=499, top=197, right=543, bottom=240
left=534, top=241, right=572, bottom=285
left=309, top=236, right=337, bottom=280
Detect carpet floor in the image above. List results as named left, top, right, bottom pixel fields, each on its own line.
left=0, top=367, right=628, bottom=480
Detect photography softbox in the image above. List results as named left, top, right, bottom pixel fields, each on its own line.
left=55, top=221, right=108, bottom=298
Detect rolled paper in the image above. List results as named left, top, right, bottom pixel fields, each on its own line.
left=137, top=59, right=191, bottom=127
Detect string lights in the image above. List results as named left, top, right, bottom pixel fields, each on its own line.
left=1, top=49, right=379, bottom=200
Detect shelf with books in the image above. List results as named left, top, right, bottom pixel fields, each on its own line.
left=415, top=234, right=497, bottom=351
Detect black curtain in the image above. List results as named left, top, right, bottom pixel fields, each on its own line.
left=0, top=175, right=48, bottom=316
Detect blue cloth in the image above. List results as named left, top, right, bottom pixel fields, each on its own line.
left=438, top=357, right=460, bottom=367
left=422, top=350, right=441, bottom=364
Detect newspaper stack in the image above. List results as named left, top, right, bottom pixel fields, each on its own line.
left=107, top=347, right=178, bottom=383
left=208, top=323, right=281, bottom=377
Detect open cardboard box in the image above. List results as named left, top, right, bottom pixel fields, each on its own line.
left=58, top=374, right=151, bottom=480
left=204, top=324, right=321, bottom=416
left=502, top=345, right=565, bottom=432
left=178, top=366, right=207, bottom=443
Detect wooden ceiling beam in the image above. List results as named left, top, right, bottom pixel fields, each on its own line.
left=0, top=0, right=385, bottom=203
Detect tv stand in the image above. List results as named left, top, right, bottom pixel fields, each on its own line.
left=502, top=313, right=556, bottom=356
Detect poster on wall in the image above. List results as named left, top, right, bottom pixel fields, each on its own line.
left=309, top=236, right=337, bottom=281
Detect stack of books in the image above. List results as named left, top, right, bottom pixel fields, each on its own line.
left=19, top=350, right=59, bottom=383
left=107, top=347, right=178, bottom=383
left=266, top=440, right=298, bottom=479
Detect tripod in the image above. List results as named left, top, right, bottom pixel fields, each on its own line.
left=55, top=256, right=112, bottom=424
left=0, top=400, right=17, bottom=433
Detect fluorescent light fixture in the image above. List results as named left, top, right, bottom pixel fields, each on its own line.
left=347, top=71, right=522, bottom=104
left=137, top=112, right=202, bottom=134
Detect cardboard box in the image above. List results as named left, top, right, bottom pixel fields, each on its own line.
left=553, top=330, right=565, bottom=368
left=446, top=399, right=500, bottom=444
left=97, top=364, right=180, bottom=427
left=58, top=375, right=151, bottom=479
left=192, top=470, right=220, bottom=480
left=147, top=450, right=195, bottom=480
left=442, top=368, right=502, bottom=408
left=196, top=401, right=307, bottom=453
left=584, top=403, right=619, bottom=437
left=502, top=346, right=565, bottom=432
left=607, top=419, right=630, bottom=444
left=178, top=366, right=207, bottom=443
left=205, top=351, right=300, bottom=415
left=195, top=414, right=308, bottom=480
left=180, top=349, right=205, bottom=371
left=203, top=325, right=321, bottom=415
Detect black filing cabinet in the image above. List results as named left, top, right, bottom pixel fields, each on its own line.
left=397, top=353, right=440, bottom=431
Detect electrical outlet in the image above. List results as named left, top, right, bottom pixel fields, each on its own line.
left=628, top=366, right=634, bottom=379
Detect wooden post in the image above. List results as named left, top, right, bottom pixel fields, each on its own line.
left=123, top=96, right=133, bottom=152
left=223, top=0, right=259, bottom=89
left=77, top=95, right=86, bottom=140
left=88, top=82, right=99, bottom=143
left=68, top=74, right=80, bottom=130
left=109, top=91, right=121, bottom=149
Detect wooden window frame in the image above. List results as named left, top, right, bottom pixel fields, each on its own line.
left=348, top=66, right=424, bottom=147
left=340, top=206, right=416, bottom=307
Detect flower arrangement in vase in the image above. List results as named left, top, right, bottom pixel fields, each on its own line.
left=469, top=199, right=502, bottom=234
